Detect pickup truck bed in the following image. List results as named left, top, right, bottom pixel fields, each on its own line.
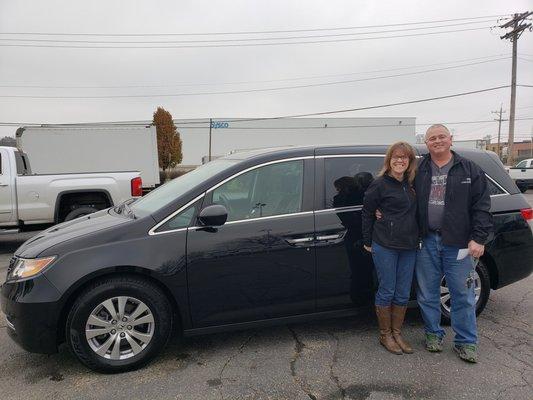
left=0, top=146, right=141, bottom=229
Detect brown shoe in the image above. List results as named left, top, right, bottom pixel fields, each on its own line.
left=375, top=305, right=402, bottom=355
left=391, top=305, right=413, bottom=354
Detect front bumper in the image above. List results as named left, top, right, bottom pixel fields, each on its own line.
left=1, top=275, right=62, bottom=354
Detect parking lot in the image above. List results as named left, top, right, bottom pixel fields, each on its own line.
left=0, top=198, right=531, bottom=400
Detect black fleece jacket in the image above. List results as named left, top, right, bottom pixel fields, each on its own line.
left=415, top=151, right=493, bottom=247
left=362, top=174, right=419, bottom=250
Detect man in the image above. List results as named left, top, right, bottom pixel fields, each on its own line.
left=415, top=124, right=492, bottom=363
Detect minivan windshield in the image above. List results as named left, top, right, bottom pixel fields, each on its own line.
left=130, top=159, right=238, bottom=218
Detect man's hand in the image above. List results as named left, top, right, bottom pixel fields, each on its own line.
left=468, top=240, right=484, bottom=258
left=375, top=209, right=383, bottom=219
left=363, top=245, right=372, bottom=253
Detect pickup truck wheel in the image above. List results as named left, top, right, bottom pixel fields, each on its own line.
left=439, top=259, right=490, bottom=325
left=64, top=206, right=99, bottom=221
left=518, top=184, right=528, bottom=193
left=66, top=276, right=172, bottom=373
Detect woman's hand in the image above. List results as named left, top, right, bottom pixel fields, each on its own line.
left=364, top=245, right=372, bottom=253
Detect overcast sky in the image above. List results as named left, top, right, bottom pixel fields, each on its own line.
left=0, top=0, right=532, bottom=143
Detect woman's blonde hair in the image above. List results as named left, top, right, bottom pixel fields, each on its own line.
left=379, top=141, right=417, bottom=185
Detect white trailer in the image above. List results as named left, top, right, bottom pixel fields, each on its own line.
left=16, top=125, right=160, bottom=190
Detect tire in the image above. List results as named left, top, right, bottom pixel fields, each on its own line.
left=518, top=185, right=528, bottom=193
left=66, top=276, right=173, bottom=373
left=440, top=259, right=491, bottom=325
left=64, top=206, right=99, bottom=221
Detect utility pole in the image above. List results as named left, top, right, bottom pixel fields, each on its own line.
left=208, top=118, right=212, bottom=162
left=499, top=11, right=532, bottom=165
left=492, top=105, right=506, bottom=158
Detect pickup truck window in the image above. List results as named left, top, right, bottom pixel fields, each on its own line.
left=131, top=159, right=238, bottom=218
left=14, top=151, right=29, bottom=175
left=515, top=160, right=528, bottom=168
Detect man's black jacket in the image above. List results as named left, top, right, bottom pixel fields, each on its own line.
left=415, top=151, right=493, bottom=247
left=362, top=174, right=419, bottom=250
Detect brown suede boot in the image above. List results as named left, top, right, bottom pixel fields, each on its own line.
left=375, top=305, right=402, bottom=354
left=391, top=305, right=413, bottom=354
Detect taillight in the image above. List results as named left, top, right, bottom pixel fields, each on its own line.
left=520, top=208, right=533, bottom=221
left=131, top=177, right=143, bottom=197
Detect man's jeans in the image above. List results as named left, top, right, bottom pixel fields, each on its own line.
left=372, top=241, right=416, bottom=307
left=416, top=232, right=477, bottom=345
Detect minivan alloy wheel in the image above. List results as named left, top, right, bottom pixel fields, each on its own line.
left=440, top=270, right=481, bottom=314
left=86, top=296, right=155, bottom=360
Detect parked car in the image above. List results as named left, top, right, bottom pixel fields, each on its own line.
left=0, top=146, right=142, bottom=233
left=2, top=145, right=532, bottom=373
left=16, top=125, right=160, bottom=192
left=508, top=158, right=533, bottom=192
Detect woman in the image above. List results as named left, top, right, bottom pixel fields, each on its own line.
left=362, top=142, right=418, bottom=355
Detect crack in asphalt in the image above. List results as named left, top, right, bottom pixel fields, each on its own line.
left=511, top=288, right=533, bottom=316
left=287, top=326, right=318, bottom=400
left=496, top=376, right=530, bottom=400
left=480, top=313, right=532, bottom=337
left=479, top=331, right=532, bottom=369
left=216, top=333, right=256, bottom=400
left=327, top=332, right=346, bottom=400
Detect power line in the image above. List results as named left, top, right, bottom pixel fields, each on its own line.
left=0, top=14, right=508, bottom=37
left=2, top=86, right=529, bottom=128
left=0, top=20, right=498, bottom=45
left=3, top=117, right=531, bottom=131
left=0, top=54, right=509, bottom=89
left=0, top=59, right=511, bottom=98
left=0, top=26, right=492, bottom=49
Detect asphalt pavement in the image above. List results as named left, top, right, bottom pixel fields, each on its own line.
left=0, top=196, right=531, bottom=400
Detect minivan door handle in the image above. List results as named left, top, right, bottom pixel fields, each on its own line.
left=316, top=233, right=344, bottom=241
left=286, top=237, right=314, bottom=245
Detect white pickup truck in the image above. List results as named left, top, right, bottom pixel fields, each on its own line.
left=508, top=158, right=533, bottom=192
left=0, top=146, right=142, bottom=232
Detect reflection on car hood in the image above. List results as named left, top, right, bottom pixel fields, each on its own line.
left=15, top=209, right=130, bottom=258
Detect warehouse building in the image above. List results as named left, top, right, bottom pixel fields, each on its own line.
left=175, top=117, right=416, bottom=166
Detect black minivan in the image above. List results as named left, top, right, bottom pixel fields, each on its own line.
left=2, top=145, right=533, bottom=372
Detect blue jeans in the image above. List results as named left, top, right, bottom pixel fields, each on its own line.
left=416, top=232, right=477, bottom=345
left=372, top=241, right=416, bottom=307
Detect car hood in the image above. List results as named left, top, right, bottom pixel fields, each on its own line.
left=15, top=209, right=131, bottom=258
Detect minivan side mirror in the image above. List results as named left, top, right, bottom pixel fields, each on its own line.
left=198, top=204, right=228, bottom=227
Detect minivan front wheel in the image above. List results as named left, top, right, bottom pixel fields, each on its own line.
left=440, top=259, right=490, bottom=325
left=66, top=276, right=172, bottom=373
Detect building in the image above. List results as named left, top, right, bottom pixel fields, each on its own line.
left=175, top=117, right=416, bottom=166
left=486, top=140, right=533, bottom=164
left=453, top=139, right=487, bottom=150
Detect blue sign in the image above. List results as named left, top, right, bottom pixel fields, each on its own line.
left=211, top=121, right=229, bottom=129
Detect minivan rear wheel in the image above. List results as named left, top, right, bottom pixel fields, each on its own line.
left=440, top=259, right=490, bottom=325
left=66, top=276, right=172, bottom=373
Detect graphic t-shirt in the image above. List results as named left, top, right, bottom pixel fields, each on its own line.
left=428, top=157, right=453, bottom=231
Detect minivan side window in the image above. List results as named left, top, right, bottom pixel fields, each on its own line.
left=324, top=157, right=384, bottom=209
left=486, top=177, right=505, bottom=196
left=211, top=160, right=304, bottom=222
left=155, top=198, right=203, bottom=233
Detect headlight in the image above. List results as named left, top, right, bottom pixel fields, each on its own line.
left=7, top=256, right=56, bottom=281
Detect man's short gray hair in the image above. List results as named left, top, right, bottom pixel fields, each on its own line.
left=425, top=124, right=451, bottom=138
